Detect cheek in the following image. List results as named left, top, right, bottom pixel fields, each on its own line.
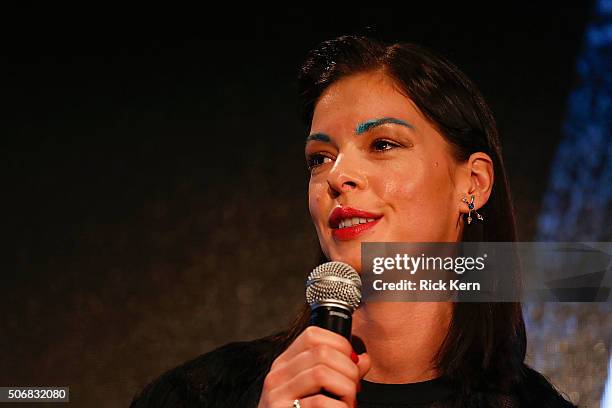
left=308, top=181, right=326, bottom=223
left=378, top=159, right=427, bottom=197
left=379, top=159, right=454, bottom=216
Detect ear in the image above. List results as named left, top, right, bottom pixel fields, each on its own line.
left=456, top=152, right=494, bottom=214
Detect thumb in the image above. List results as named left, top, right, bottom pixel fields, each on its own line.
left=356, top=352, right=372, bottom=378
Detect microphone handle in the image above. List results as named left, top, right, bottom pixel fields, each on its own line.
left=309, top=305, right=353, bottom=340
left=309, top=305, right=353, bottom=400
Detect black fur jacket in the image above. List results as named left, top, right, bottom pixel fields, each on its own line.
left=130, top=332, right=576, bottom=408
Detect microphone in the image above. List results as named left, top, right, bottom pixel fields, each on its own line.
left=305, top=262, right=363, bottom=400
left=306, top=261, right=362, bottom=341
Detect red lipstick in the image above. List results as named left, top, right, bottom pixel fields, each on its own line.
left=328, top=206, right=382, bottom=241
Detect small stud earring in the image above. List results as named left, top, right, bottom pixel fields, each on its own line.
left=462, top=195, right=484, bottom=224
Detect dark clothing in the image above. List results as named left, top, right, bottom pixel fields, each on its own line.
left=130, top=332, right=575, bottom=408
left=358, top=378, right=456, bottom=407
left=130, top=334, right=275, bottom=408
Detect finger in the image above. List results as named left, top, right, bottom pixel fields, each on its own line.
left=273, top=344, right=360, bottom=384
left=299, top=393, right=349, bottom=408
left=355, top=352, right=372, bottom=378
left=272, top=326, right=353, bottom=369
left=275, top=364, right=358, bottom=406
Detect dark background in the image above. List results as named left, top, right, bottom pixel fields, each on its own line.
left=2, top=6, right=596, bottom=407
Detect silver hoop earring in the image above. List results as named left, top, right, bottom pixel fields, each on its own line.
left=462, top=195, right=484, bottom=224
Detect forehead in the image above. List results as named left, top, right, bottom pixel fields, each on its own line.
left=311, top=71, right=424, bottom=133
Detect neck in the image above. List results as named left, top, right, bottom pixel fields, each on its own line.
left=352, top=301, right=452, bottom=384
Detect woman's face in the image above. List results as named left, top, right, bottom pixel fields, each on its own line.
left=306, top=71, right=466, bottom=271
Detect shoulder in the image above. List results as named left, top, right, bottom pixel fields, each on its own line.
left=464, top=365, right=576, bottom=407
left=130, top=332, right=284, bottom=408
left=514, top=365, right=576, bottom=408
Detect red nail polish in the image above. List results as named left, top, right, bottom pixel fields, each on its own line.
left=350, top=350, right=359, bottom=363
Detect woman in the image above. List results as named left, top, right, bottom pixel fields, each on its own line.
left=131, top=36, right=575, bottom=408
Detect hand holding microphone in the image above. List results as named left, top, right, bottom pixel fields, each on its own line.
left=258, top=262, right=371, bottom=408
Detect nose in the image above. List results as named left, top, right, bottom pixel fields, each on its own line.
left=326, top=152, right=367, bottom=198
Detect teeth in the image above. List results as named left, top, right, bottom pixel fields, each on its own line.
left=337, top=217, right=377, bottom=229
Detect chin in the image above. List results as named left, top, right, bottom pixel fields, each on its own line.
left=327, top=252, right=362, bottom=273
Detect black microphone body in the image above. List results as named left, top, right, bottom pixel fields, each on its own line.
left=309, top=304, right=353, bottom=340
left=305, top=261, right=362, bottom=401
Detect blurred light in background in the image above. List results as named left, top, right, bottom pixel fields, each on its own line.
left=604, top=356, right=612, bottom=407
left=534, top=0, right=611, bottom=406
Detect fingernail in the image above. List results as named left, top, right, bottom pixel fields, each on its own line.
left=350, top=350, right=359, bottom=363
left=357, top=381, right=362, bottom=392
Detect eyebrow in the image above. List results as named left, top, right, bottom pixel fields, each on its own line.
left=305, top=117, right=413, bottom=144
left=305, top=132, right=332, bottom=144
left=355, top=117, right=413, bottom=134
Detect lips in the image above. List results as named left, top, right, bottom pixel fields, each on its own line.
left=328, top=206, right=382, bottom=240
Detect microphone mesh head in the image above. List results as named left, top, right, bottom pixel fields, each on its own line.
left=306, top=261, right=362, bottom=311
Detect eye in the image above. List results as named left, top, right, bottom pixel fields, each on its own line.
left=372, top=139, right=401, bottom=152
left=306, top=153, right=333, bottom=171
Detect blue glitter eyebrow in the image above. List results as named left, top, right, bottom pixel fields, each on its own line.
left=305, top=132, right=332, bottom=143
left=355, top=117, right=414, bottom=135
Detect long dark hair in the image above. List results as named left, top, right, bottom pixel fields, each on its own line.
left=266, top=36, right=571, bottom=407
